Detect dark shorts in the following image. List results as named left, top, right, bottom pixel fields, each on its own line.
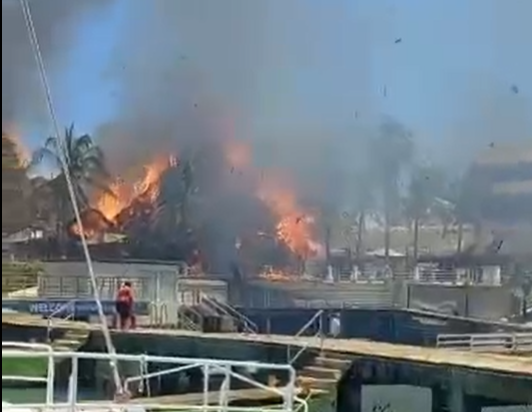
left=116, top=301, right=131, bottom=318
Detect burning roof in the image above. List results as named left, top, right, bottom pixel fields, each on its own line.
left=71, top=139, right=323, bottom=272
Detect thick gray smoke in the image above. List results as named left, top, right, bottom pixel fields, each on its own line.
left=2, top=0, right=112, bottom=126
left=100, top=0, right=375, bottom=207
left=95, top=0, right=378, bottom=268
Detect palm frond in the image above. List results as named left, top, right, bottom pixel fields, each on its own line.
left=29, top=147, right=62, bottom=171
left=73, top=133, right=94, bottom=154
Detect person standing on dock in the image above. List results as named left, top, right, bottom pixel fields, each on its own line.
left=115, top=281, right=136, bottom=330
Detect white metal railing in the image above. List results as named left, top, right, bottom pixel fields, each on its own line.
left=46, top=300, right=76, bottom=342
left=287, top=310, right=324, bottom=365
left=436, top=333, right=532, bottom=352
left=201, top=294, right=258, bottom=334
left=2, top=341, right=54, bottom=406
left=2, top=343, right=308, bottom=412
left=147, top=302, right=200, bottom=331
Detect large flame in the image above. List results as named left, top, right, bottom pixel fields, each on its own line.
left=71, top=154, right=173, bottom=239
left=257, top=176, right=320, bottom=260
left=96, top=154, right=172, bottom=222
left=224, top=139, right=321, bottom=261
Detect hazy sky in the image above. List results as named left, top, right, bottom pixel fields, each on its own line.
left=11, top=0, right=532, bottom=165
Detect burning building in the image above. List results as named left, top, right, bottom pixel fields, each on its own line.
left=70, top=138, right=323, bottom=275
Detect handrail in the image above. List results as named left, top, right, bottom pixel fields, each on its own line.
left=287, top=310, right=324, bottom=365
left=201, top=294, right=258, bottom=334
left=2, top=342, right=55, bottom=405
left=437, top=332, right=532, bottom=352
left=148, top=302, right=200, bottom=331
left=46, top=299, right=76, bottom=342
left=2, top=347, right=307, bottom=412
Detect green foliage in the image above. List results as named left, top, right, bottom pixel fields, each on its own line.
left=30, top=124, right=112, bottom=240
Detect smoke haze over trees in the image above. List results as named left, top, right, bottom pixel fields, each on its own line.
left=2, top=0, right=531, bottom=263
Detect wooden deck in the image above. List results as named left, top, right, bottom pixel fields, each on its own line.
left=3, top=313, right=531, bottom=377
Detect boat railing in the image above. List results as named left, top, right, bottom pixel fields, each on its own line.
left=287, top=310, right=324, bottom=365
left=2, top=345, right=307, bottom=412
left=2, top=342, right=55, bottom=405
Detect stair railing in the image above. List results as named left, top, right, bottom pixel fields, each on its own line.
left=47, top=300, right=76, bottom=342
left=287, top=310, right=324, bottom=365
left=201, top=294, right=258, bottom=334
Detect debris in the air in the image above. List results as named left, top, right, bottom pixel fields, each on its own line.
left=489, top=142, right=495, bottom=148
left=511, top=85, right=519, bottom=94
left=394, top=38, right=402, bottom=44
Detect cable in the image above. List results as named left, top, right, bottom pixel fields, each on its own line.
left=19, top=0, right=122, bottom=394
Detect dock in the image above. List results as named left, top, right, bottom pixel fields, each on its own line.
left=3, top=312, right=530, bottom=377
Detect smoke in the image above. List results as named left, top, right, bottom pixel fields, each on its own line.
left=2, top=0, right=112, bottom=127
left=99, top=1, right=376, bottom=206
left=444, top=0, right=532, bottom=171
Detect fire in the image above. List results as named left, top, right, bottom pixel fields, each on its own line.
left=259, top=266, right=301, bottom=282
left=71, top=154, right=173, bottom=239
left=257, top=176, right=320, bottom=260
left=96, top=155, right=172, bottom=222
left=224, top=139, right=320, bottom=261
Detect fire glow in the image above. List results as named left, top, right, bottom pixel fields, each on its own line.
left=224, top=139, right=321, bottom=261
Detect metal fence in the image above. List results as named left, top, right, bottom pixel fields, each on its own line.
left=2, top=341, right=307, bottom=412
left=436, top=332, right=532, bottom=353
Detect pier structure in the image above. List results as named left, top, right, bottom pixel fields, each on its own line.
left=3, top=313, right=531, bottom=411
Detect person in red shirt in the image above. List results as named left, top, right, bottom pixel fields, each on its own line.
left=115, top=281, right=135, bottom=330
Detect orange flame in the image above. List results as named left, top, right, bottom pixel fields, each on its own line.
left=224, top=139, right=320, bottom=259
left=95, top=154, right=172, bottom=222
left=258, top=176, right=320, bottom=260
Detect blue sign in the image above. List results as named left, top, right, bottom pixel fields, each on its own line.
left=2, top=299, right=149, bottom=317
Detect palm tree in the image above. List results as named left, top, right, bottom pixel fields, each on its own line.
left=370, top=117, right=414, bottom=260
left=404, top=165, right=446, bottom=262
left=31, top=124, right=111, bottom=243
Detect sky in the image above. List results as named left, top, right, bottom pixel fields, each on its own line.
left=17, top=0, right=532, bottom=166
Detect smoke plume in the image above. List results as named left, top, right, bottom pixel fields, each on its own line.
left=2, top=0, right=112, bottom=126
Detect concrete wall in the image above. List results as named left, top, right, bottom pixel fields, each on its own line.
left=408, top=284, right=520, bottom=320
left=336, top=357, right=532, bottom=411
left=237, top=307, right=529, bottom=346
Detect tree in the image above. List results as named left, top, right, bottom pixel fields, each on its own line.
left=370, top=117, right=414, bottom=259
left=31, top=124, right=111, bottom=243
left=2, top=133, right=33, bottom=234
left=404, top=165, right=446, bottom=262
left=438, top=172, right=488, bottom=253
